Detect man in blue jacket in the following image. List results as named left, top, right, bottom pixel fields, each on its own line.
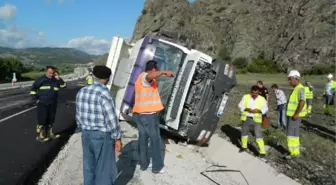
left=30, top=66, right=67, bottom=142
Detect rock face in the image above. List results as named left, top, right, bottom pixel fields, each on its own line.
left=132, top=0, right=335, bottom=70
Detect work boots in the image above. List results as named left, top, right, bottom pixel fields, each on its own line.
left=36, top=125, right=49, bottom=143
left=47, top=125, right=60, bottom=140
left=36, top=125, right=42, bottom=135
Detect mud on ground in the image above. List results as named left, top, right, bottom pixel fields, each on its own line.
left=218, top=84, right=336, bottom=185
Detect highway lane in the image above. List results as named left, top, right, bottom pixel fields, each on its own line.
left=0, top=80, right=85, bottom=120
left=0, top=84, right=83, bottom=185
left=0, top=87, right=29, bottom=98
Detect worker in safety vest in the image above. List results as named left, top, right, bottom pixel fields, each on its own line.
left=285, top=70, right=307, bottom=159
left=238, top=85, right=268, bottom=158
left=304, top=81, right=314, bottom=117
left=30, top=66, right=67, bottom=142
left=132, top=60, right=174, bottom=174
left=86, top=72, right=93, bottom=85
left=323, top=74, right=335, bottom=116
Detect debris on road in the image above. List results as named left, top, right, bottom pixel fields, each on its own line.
left=176, top=154, right=183, bottom=159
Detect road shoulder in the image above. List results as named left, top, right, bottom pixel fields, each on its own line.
left=39, top=122, right=300, bottom=185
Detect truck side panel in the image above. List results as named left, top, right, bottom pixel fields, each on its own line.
left=121, top=36, right=158, bottom=111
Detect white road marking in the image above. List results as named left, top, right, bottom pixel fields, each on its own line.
left=0, top=106, right=37, bottom=123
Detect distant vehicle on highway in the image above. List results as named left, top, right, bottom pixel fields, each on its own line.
left=105, top=32, right=236, bottom=144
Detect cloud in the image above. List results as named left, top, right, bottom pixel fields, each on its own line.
left=44, top=0, right=71, bottom=4
left=0, top=3, right=112, bottom=55
left=37, top=31, right=45, bottom=41
left=0, top=23, right=112, bottom=55
left=0, top=4, right=41, bottom=48
left=66, top=36, right=111, bottom=55
left=0, top=4, right=17, bottom=20
left=0, top=25, right=45, bottom=48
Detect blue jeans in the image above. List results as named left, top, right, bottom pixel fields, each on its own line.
left=276, top=103, right=287, bottom=130
left=133, top=113, right=164, bottom=172
left=82, top=130, right=117, bottom=185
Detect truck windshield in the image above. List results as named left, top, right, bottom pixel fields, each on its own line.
left=153, top=41, right=186, bottom=107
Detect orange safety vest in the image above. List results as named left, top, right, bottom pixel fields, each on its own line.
left=133, top=72, right=164, bottom=113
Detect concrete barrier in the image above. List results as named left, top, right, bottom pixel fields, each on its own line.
left=0, top=68, right=89, bottom=91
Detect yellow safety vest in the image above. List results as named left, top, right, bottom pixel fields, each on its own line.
left=304, top=86, right=313, bottom=99
left=87, top=76, right=93, bottom=85
left=240, top=94, right=265, bottom=124
left=286, top=84, right=307, bottom=117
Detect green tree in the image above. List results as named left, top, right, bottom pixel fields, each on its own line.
left=0, top=59, right=10, bottom=82
left=217, top=47, right=231, bottom=62
left=302, top=63, right=336, bottom=75
left=0, top=58, right=25, bottom=82
left=232, top=57, right=248, bottom=69
left=247, top=57, right=281, bottom=74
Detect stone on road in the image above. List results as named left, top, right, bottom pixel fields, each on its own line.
left=39, top=121, right=300, bottom=185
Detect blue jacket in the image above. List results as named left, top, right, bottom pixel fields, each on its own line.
left=30, top=75, right=67, bottom=105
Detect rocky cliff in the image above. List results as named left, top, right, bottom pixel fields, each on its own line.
left=132, top=0, right=335, bottom=71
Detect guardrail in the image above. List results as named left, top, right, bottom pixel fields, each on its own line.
left=0, top=67, right=89, bottom=91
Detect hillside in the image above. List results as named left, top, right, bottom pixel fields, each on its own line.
left=0, top=47, right=99, bottom=66
left=132, top=0, right=335, bottom=71
left=94, top=53, right=109, bottom=65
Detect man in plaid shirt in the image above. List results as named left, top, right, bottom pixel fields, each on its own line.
left=76, top=65, right=122, bottom=185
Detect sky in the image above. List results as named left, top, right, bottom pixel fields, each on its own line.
left=0, top=0, right=146, bottom=55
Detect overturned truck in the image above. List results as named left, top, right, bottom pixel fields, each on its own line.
left=105, top=33, right=236, bottom=144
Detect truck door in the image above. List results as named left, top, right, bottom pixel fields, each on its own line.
left=104, top=36, right=135, bottom=120
left=105, top=36, right=133, bottom=90
left=163, top=50, right=212, bottom=131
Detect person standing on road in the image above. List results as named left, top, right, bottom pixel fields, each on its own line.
left=133, top=60, right=174, bottom=174
left=238, top=85, right=268, bottom=158
left=30, top=66, right=67, bottom=142
left=271, top=84, right=287, bottom=130
left=323, top=74, right=335, bottom=116
left=86, top=72, right=94, bottom=85
left=304, top=81, right=314, bottom=117
left=257, top=81, right=269, bottom=129
left=76, top=65, right=122, bottom=185
left=285, top=70, right=307, bottom=159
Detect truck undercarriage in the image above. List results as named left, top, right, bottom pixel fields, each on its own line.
left=106, top=33, right=236, bottom=144
left=163, top=59, right=235, bottom=142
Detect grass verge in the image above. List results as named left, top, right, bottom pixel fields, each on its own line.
left=218, top=83, right=335, bottom=185
left=236, top=73, right=327, bottom=85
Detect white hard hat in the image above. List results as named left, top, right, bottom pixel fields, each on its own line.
left=287, top=70, right=301, bottom=78
left=327, top=74, right=333, bottom=79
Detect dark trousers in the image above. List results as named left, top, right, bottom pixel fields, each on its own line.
left=262, top=114, right=268, bottom=129
left=82, top=130, right=117, bottom=185
left=276, top=103, right=287, bottom=130
left=324, top=95, right=334, bottom=115
left=37, top=103, right=57, bottom=126
left=133, top=113, right=164, bottom=172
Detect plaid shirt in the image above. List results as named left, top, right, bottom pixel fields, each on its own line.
left=75, top=82, right=121, bottom=140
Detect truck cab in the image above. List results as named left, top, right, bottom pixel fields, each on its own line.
left=105, top=35, right=236, bottom=144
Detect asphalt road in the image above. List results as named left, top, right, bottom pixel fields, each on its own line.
left=0, top=83, right=83, bottom=185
